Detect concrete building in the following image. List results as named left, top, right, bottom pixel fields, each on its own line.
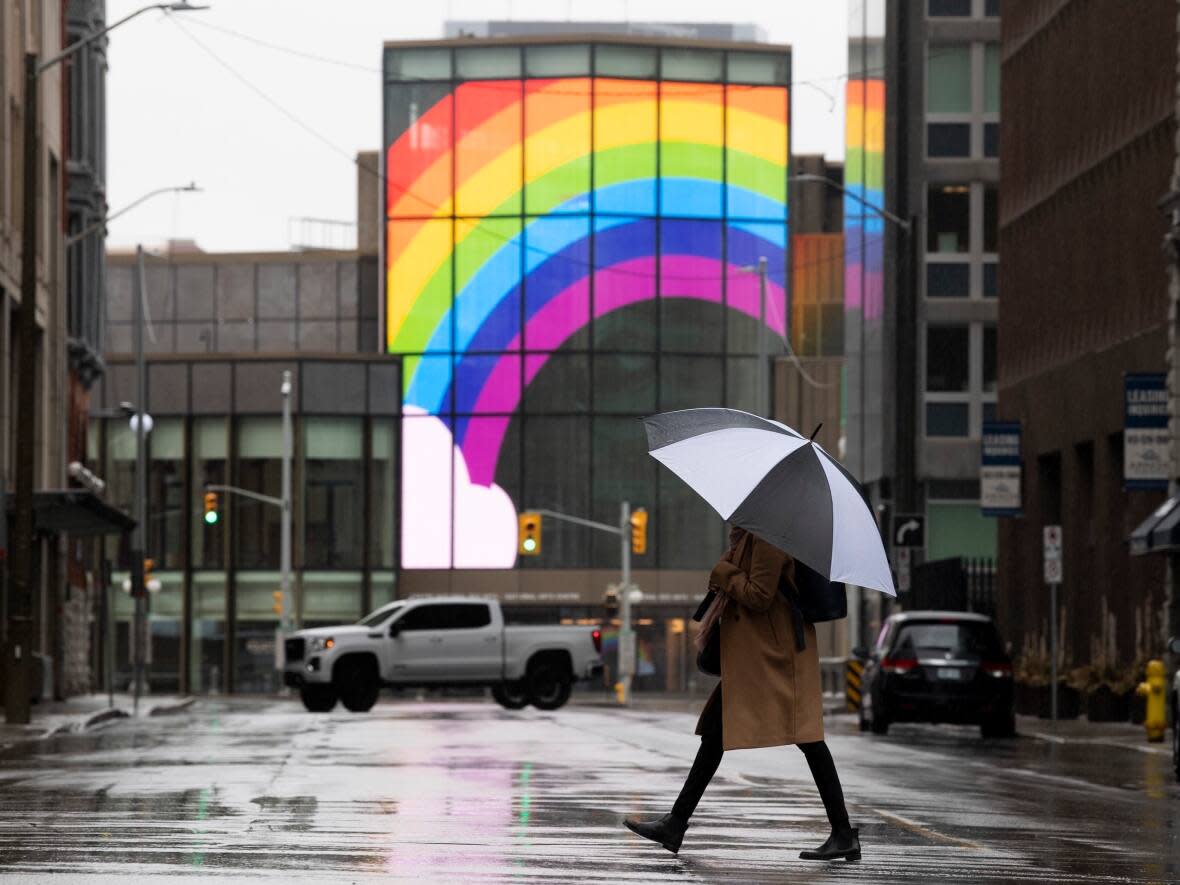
left=842, top=0, right=1000, bottom=642
left=998, top=1, right=1175, bottom=674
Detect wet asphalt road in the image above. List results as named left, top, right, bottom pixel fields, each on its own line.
left=1, top=698, right=1178, bottom=883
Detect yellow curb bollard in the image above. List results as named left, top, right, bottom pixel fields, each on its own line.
left=846, top=659, right=864, bottom=712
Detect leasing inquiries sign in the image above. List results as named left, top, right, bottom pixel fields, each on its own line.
left=981, top=422, right=1022, bottom=517
left=1125, top=374, right=1169, bottom=490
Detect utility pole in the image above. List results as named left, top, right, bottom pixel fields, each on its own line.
left=618, top=501, right=635, bottom=705
left=279, top=371, right=293, bottom=631
left=131, top=247, right=149, bottom=713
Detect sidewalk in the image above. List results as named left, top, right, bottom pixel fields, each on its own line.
left=1017, top=714, right=1173, bottom=757
left=0, top=693, right=195, bottom=750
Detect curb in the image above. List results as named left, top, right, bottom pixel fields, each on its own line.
left=43, top=706, right=130, bottom=739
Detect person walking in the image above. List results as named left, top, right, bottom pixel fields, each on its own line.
left=623, top=527, right=860, bottom=861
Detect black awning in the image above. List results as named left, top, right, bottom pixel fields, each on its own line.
left=1130, top=495, right=1180, bottom=555
left=6, top=490, right=136, bottom=537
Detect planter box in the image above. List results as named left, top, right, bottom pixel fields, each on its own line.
left=1018, top=682, right=1080, bottom=719
left=1085, top=686, right=1131, bottom=722
left=1015, top=682, right=1045, bottom=716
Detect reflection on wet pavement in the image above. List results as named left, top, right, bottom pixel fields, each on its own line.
left=1, top=700, right=1178, bottom=882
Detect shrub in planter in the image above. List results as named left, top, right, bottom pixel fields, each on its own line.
left=1085, top=684, right=1131, bottom=722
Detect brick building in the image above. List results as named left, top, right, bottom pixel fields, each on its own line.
left=997, top=1, right=1176, bottom=673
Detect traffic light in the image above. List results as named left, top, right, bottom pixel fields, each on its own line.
left=142, top=558, right=160, bottom=594
left=272, top=590, right=283, bottom=618
left=518, top=512, right=542, bottom=556
left=203, top=491, right=219, bottom=525
left=630, top=508, right=648, bottom=555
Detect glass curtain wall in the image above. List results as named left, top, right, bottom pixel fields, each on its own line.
left=384, top=43, right=791, bottom=573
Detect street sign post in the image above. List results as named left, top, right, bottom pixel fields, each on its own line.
left=1043, top=525, right=1062, bottom=721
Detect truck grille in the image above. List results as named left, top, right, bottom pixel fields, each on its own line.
left=284, top=637, right=305, bottom=662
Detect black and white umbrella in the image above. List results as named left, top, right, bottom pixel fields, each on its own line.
left=643, top=407, right=895, bottom=596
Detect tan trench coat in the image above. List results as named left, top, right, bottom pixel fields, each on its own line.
left=695, top=532, right=824, bottom=751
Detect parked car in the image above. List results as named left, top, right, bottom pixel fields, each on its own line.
left=283, top=597, right=603, bottom=713
left=1170, top=636, right=1180, bottom=779
left=857, top=611, right=1015, bottom=739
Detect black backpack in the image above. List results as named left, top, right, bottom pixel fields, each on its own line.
left=779, top=559, right=847, bottom=650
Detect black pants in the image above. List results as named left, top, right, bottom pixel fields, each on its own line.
left=671, top=687, right=850, bottom=832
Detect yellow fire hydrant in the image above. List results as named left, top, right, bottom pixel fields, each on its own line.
left=1136, top=659, right=1168, bottom=743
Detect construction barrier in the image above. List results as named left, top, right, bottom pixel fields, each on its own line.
left=845, top=659, right=864, bottom=712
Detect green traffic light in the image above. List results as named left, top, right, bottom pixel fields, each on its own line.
left=204, top=510, right=219, bottom=525
left=522, top=537, right=536, bottom=552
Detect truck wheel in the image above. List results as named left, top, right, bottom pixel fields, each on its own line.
left=335, top=657, right=379, bottom=713
left=492, top=681, right=530, bottom=710
left=528, top=663, right=572, bottom=711
left=300, top=684, right=337, bottom=713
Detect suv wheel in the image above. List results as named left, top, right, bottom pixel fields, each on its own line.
left=527, top=662, right=572, bottom=711
left=335, top=658, right=379, bottom=713
left=492, top=680, right=530, bottom=710
left=300, top=684, right=337, bottom=713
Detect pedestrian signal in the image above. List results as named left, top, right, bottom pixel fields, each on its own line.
left=272, top=590, right=283, bottom=617
left=203, top=491, right=219, bottom=525
left=518, top=512, right=541, bottom=556
left=630, top=508, right=648, bottom=555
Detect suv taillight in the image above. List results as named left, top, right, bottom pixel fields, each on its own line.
left=881, top=656, right=918, bottom=675
left=592, top=628, right=602, bottom=654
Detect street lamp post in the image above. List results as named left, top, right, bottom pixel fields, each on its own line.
left=65, top=183, right=202, bottom=249
left=5, top=2, right=208, bottom=725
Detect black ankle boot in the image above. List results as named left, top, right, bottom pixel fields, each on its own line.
left=624, top=812, right=688, bottom=854
left=799, top=826, right=861, bottom=862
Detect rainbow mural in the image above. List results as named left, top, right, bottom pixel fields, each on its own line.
left=386, top=74, right=790, bottom=568
left=844, top=78, right=885, bottom=321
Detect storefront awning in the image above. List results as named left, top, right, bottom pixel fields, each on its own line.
left=6, top=490, right=135, bottom=537
left=1130, top=494, right=1180, bottom=555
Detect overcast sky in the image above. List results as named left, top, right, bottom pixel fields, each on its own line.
left=104, top=0, right=848, bottom=253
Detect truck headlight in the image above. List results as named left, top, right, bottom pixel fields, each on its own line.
left=310, top=637, right=335, bottom=651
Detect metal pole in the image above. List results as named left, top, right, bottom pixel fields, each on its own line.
left=619, top=500, right=633, bottom=706
left=131, top=246, right=148, bottom=713
left=5, top=53, right=39, bottom=725
left=757, top=256, right=768, bottom=417
left=1050, top=581, right=1058, bottom=722
left=280, top=370, right=293, bottom=630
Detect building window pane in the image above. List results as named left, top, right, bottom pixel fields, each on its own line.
left=304, top=417, right=364, bottom=569
left=525, top=44, right=590, bottom=77
left=983, top=401, right=997, bottom=424
left=370, top=419, right=397, bottom=569
left=519, top=416, right=590, bottom=568
left=384, top=48, right=451, bottom=81
left=983, top=325, right=997, bottom=392
left=983, top=262, right=998, bottom=297
left=727, top=51, right=788, bottom=85
left=661, top=48, right=724, bottom=82
left=984, top=44, right=1000, bottom=114
left=984, top=122, right=999, bottom=158
left=927, top=402, right=969, bottom=436
left=149, top=418, right=184, bottom=570
left=928, top=185, right=970, bottom=253
left=984, top=185, right=998, bottom=252
left=927, top=262, right=970, bottom=298
left=595, top=44, right=657, bottom=78
left=927, top=46, right=971, bottom=113
left=927, top=325, right=969, bottom=391
left=929, top=0, right=971, bottom=15
left=986, top=0, right=1001, bottom=17
left=927, top=123, right=970, bottom=158
left=236, top=417, right=282, bottom=569
left=455, top=46, right=520, bottom=80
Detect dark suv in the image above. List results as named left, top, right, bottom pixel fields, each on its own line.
left=858, top=611, right=1015, bottom=739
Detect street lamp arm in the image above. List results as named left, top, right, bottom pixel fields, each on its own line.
left=790, top=173, right=912, bottom=232
left=66, top=183, right=201, bottom=248
left=38, top=3, right=208, bottom=74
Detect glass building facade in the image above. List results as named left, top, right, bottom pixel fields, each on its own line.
left=383, top=38, right=793, bottom=572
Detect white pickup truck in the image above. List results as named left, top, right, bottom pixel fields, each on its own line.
left=282, top=597, right=604, bottom=713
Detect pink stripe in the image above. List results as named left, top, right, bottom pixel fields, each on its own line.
left=463, top=256, right=785, bottom=485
